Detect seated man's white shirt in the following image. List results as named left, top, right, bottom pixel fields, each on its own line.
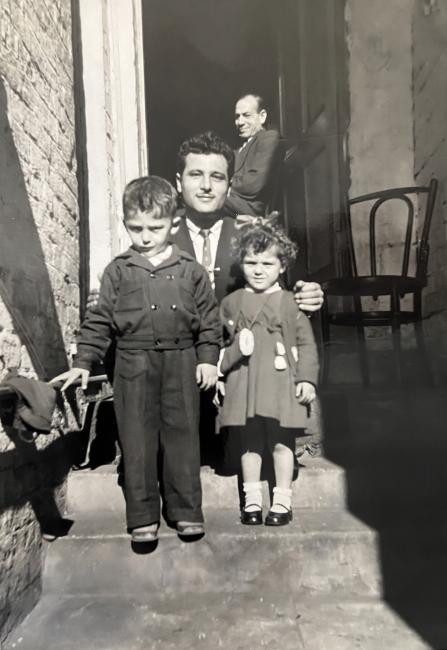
left=186, top=218, right=223, bottom=288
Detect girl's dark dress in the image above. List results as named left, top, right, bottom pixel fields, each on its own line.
left=219, top=288, right=319, bottom=430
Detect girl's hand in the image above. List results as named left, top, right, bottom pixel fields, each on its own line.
left=49, top=367, right=90, bottom=391
left=295, top=381, right=316, bottom=404
left=196, top=363, right=218, bottom=390
left=293, top=281, right=324, bottom=312
left=213, top=380, right=226, bottom=408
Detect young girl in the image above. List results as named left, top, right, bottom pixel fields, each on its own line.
left=218, top=222, right=319, bottom=526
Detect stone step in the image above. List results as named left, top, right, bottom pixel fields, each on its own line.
left=5, top=592, right=439, bottom=650
left=43, top=508, right=382, bottom=599
left=66, top=456, right=347, bottom=515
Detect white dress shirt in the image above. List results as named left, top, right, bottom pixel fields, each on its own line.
left=185, top=218, right=223, bottom=288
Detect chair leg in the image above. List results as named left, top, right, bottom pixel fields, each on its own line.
left=320, top=301, right=331, bottom=385
left=355, top=323, right=370, bottom=387
left=391, top=288, right=402, bottom=386
left=414, top=319, right=434, bottom=387
left=353, top=296, right=369, bottom=387
left=391, top=322, right=403, bottom=386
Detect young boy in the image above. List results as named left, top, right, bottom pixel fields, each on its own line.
left=52, top=176, right=220, bottom=542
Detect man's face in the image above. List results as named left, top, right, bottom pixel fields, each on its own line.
left=124, top=209, right=172, bottom=258
left=177, top=153, right=230, bottom=214
left=235, top=96, right=267, bottom=140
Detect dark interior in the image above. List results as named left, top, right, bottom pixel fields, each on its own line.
left=142, top=0, right=280, bottom=183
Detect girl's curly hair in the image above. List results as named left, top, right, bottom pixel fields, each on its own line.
left=232, top=222, right=298, bottom=269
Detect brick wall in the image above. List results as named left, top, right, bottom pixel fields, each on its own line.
left=0, top=0, right=78, bottom=641
left=413, top=0, right=447, bottom=338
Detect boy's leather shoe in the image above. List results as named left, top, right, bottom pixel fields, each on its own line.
left=264, top=509, right=293, bottom=526
left=241, top=508, right=263, bottom=525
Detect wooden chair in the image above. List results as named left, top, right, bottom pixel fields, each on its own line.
left=321, top=179, right=438, bottom=386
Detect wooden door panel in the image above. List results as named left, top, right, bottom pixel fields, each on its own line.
left=278, top=0, right=349, bottom=282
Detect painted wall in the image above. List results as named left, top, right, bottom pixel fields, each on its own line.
left=346, top=0, right=416, bottom=281
left=78, top=0, right=147, bottom=288
left=0, top=0, right=78, bottom=641
left=413, top=0, right=447, bottom=336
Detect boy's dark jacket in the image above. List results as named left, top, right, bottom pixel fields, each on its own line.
left=74, top=245, right=221, bottom=371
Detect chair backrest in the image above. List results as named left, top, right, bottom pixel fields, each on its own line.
left=346, top=178, right=438, bottom=279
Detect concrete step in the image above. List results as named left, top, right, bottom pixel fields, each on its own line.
left=66, top=456, right=347, bottom=515
left=43, top=508, right=382, bottom=599
left=6, top=592, right=440, bottom=650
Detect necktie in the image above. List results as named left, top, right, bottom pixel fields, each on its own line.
left=199, top=229, right=212, bottom=270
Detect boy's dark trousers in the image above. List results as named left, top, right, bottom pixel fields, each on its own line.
left=113, top=347, right=203, bottom=529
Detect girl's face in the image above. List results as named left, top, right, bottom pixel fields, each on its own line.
left=242, top=246, right=285, bottom=292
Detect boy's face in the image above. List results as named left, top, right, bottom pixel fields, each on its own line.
left=242, top=246, right=284, bottom=293
left=124, top=209, right=172, bottom=258
left=177, top=153, right=230, bottom=214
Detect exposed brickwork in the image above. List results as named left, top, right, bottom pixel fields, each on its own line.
left=413, top=0, right=447, bottom=338
left=0, top=0, right=78, bottom=642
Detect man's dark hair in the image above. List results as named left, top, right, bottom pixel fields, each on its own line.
left=176, top=131, right=235, bottom=179
left=236, top=93, right=266, bottom=113
left=122, top=176, right=177, bottom=220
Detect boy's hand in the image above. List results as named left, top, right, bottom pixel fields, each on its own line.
left=295, top=381, right=316, bottom=404
left=293, top=281, right=324, bottom=313
left=196, top=363, right=218, bottom=390
left=49, top=367, right=90, bottom=391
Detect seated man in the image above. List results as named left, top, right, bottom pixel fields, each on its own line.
left=224, top=94, right=281, bottom=217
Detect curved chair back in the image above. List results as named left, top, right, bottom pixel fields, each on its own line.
left=345, top=178, right=438, bottom=281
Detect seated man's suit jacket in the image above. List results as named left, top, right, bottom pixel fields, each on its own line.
left=224, top=128, right=281, bottom=217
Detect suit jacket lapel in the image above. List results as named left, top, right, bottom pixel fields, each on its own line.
left=233, top=132, right=258, bottom=173
left=171, top=217, right=195, bottom=256
left=215, top=217, right=235, bottom=271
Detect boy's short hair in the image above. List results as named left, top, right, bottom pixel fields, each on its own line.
left=122, top=176, right=177, bottom=219
left=176, top=131, right=235, bottom=179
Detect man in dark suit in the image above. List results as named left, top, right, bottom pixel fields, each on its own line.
left=173, top=130, right=322, bottom=467
left=86, top=132, right=323, bottom=468
left=224, top=94, right=281, bottom=217
left=174, top=130, right=322, bottom=308
left=88, top=132, right=322, bottom=312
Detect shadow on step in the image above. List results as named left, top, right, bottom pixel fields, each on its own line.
left=322, top=382, right=447, bottom=649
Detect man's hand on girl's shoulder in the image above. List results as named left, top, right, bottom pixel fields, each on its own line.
left=293, top=280, right=324, bottom=312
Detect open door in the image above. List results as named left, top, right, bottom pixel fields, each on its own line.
left=278, top=0, right=350, bottom=283
left=142, top=0, right=349, bottom=282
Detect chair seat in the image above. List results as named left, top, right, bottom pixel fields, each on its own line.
left=322, top=275, right=426, bottom=297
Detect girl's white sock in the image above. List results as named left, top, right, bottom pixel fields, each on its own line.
left=243, top=481, right=263, bottom=512
left=270, top=486, right=292, bottom=513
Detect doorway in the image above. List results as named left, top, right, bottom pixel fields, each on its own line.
left=142, top=0, right=349, bottom=281
left=142, top=0, right=279, bottom=181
